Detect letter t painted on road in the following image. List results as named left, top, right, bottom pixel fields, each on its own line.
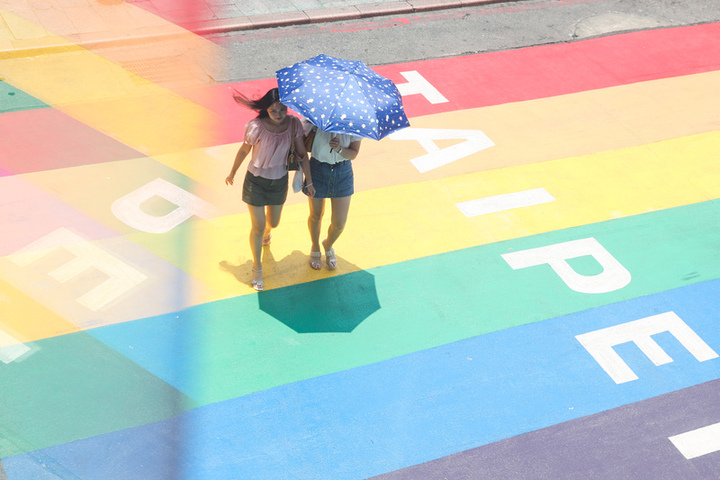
left=395, top=71, right=449, bottom=104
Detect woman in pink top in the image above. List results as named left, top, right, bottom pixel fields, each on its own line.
left=226, top=88, right=315, bottom=291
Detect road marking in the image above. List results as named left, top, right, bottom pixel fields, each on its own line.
left=456, top=188, right=555, bottom=217
left=111, top=178, right=216, bottom=234
left=669, top=422, right=720, bottom=459
left=0, top=329, right=30, bottom=364
left=0, top=11, right=219, bottom=157
left=576, top=312, right=718, bottom=383
left=8, top=228, right=148, bottom=311
left=396, top=71, right=448, bottom=104
left=503, top=237, right=631, bottom=294
left=389, top=127, right=494, bottom=172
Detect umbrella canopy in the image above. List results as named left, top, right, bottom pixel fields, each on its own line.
left=276, top=54, right=410, bottom=141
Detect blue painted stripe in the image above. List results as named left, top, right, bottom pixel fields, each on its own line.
left=88, top=199, right=720, bottom=404
left=5, top=278, right=720, bottom=479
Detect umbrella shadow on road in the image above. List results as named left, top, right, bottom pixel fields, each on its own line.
left=219, top=249, right=381, bottom=333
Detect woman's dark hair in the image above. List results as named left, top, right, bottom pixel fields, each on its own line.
left=233, top=88, right=280, bottom=118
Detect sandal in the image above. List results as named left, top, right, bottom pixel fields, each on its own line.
left=325, top=248, right=337, bottom=270
left=310, top=250, right=322, bottom=270
left=251, top=268, right=264, bottom=291
left=262, top=233, right=272, bottom=246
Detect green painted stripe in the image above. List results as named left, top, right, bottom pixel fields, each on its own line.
left=5, top=199, right=719, bottom=456
left=92, top=198, right=720, bottom=406
left=0, top=80, right=48, bottom=113
left=0, top=329, right=197, bottom=458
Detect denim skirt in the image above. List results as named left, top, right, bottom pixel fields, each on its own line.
left=310, top=158, right=354, bottom=198
left=242, top=171, right=288, bottom=206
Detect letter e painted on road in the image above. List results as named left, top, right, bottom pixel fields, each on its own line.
left=8, top=228, right=147, bottom=311
left=112, top=178, right=215, bottom=234
left=576, top=312, right=719, bottom=384
left=389, top=128, right=494, bottom=173
left=395, top=71, right=449, bottom=104
left=502, top=238, right=631, bottom=294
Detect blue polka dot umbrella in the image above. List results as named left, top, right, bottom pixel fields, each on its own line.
left=276, top=54, right=410, bottom=141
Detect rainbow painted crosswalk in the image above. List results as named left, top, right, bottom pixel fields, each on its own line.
left=1, top=18, right=720, bottom=479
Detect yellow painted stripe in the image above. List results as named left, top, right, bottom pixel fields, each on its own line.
left=0, top=9, right=220, bottom=156
left=171, top=129, right=720, bottom=299
left=346, top=70, right=720, bottom=192
left=152, top=71, right=720, bottom=200
left=0, top=279, right=80, bottom=345
left=6, top=119, right=718, bottom=341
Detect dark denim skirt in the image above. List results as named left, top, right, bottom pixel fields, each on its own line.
left=310, top=158, right=354, bottom=198
left=242, top=171, right=288, bottom=206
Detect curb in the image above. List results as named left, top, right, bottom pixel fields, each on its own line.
left=0, top=0, right=523, bottom=58
left=188, top=0, right=518, bottom=35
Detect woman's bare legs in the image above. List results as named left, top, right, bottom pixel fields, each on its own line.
left=264, top=204, right=282, bottom=243
left=308, top=197, right=325, bottom=269
left=248, top=204, right=283, bottom=286
left=322, top=196, right=351, bottom=269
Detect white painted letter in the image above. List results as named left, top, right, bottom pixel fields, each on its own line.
left=0, top=329, right=31, bottom=364
left=389, top=128, right=494, bottom=173
left=457, top=188, right=556, bottom=217
left=395, top=71, right=449, bottom=104
left=502, top=237, right=631, bottom=294
left=576, top=312, right=718, bottom=384
left=670, top=422, right=720, bottom=459
left=111, top=178, right=215, bottom=234
left=8, top=228, right=147, bottom=311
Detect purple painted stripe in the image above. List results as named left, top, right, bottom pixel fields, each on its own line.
left=371, top=379, right=720, bottom=480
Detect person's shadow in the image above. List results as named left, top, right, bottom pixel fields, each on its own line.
left=219, top=249, right=381, bottom=333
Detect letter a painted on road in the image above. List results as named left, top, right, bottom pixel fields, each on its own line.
left=389, top=128, right=494, bottom=173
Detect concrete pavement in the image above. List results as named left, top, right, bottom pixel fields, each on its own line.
left=0, top=0, right=517, bottom=55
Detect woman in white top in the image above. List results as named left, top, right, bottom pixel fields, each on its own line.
left=304, top=123, right=362, bottom=270
left=226, top=88, right=315, bottom=290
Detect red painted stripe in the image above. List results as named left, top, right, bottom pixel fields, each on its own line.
left=372, top=22, right=720, bottom=117
left=217, top=22, right=720, bottom=145
left=0, top=109, right=145, bottom=175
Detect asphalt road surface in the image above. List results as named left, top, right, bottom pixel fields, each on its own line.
left=211, top=0, right=720, bottom=83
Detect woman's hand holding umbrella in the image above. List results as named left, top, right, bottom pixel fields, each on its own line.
left=329, top=136, right=341, bottom=155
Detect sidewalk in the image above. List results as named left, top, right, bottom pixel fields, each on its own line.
left=0, top=0, right=517, bottom=55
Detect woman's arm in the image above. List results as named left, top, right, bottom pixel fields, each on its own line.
left=328, top=138, right=361, bottom=161
left=225, top=142, right=252, bottom=185
left=296, top=135, right=316, bottom=197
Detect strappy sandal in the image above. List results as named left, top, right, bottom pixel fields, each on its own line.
left=309, top=250, right=322, bottom=270
left=251, top=268, right=264, bottom=291
left=325, top=248, right=337, bottom=270
left=262, top=234, right=272, bottom=246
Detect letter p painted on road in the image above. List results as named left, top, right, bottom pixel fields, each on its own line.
left=111, top=178, right=215, bottom=234
left=502, top=238, right=631, bottom=294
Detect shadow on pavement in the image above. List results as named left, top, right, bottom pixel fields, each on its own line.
left=220, top=249, right=381, bottom=333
